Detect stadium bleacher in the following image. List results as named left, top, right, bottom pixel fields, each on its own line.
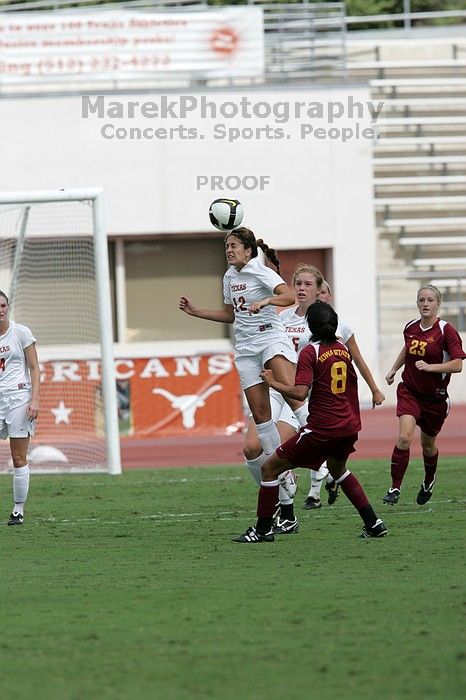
left=399, top=236, right=466, bottom=247
left=376, top=176, right=466, bottom=186
left=364, top=61, right=466, bottom=335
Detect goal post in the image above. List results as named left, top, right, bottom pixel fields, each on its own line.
left=0, top=188, right=122, bottom=475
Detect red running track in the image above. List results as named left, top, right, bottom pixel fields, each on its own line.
left=121, top=404, right=466, bottom=469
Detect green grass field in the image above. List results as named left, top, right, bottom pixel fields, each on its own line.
left=0, top=457, right=464, bottom=700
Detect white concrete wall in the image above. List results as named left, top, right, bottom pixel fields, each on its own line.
left=0, top=84, right=380, bottom=402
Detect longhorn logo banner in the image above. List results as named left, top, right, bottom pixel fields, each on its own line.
left=34, top=352, right=244, bottom=440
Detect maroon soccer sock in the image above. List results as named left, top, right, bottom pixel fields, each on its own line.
left=337, top=471, right=377, bottom=527
left=337, top=471, right=377, bottom=528
left=256, top=481, right=279, bottom=534
left=337, top=471, right=370, bottom=510
left=423, top=451, right=438, bottom=487
left=390, top=446, right=410, bottom=490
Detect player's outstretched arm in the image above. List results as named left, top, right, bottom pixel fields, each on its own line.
left=385, top=347, right=406, bottom=385
left=346, top=334, right=385, bottom=408
left=248, top=283, right=296, bottom=315
left=415, top=358, right=463, bottom=374
left=179, top=296, right=234, bottom=324
left=24, top=343, right=40, bottom=420
left=260, top=369, right=308, bottom=402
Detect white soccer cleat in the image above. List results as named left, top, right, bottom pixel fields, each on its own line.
left=278, top=470, right=298, bottom=499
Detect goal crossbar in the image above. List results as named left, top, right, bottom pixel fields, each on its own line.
left=0, top=188, right=103, bottom=205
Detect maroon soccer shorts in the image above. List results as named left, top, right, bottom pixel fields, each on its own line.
left=396, top=383, right=449, bottom=437
left=276, top=428, right=358, bottom=467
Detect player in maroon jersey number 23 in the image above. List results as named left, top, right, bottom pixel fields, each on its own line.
left=382, top=285, right=465, bottom=506
left=232, top=300, right=388, bottom=542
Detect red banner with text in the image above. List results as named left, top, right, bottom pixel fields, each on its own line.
left=36, top=352, right=244, bottom=440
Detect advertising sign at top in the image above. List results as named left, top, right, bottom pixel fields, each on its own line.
left=0, top=7, right=264, bottom=81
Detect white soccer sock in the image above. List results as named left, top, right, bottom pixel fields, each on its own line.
left=315, top=463, right=329, bottom=481
left=256, top=419, right=281, bottom=456
left=245, top=452, right=267, bottom=487
left=307, top=470, right=323, bottom=500
left=279, top=484, right=293, bottom=505
left=13, top=464, right=30, bottom=516
left=293, top=404, right=308, bottom=427
left=307, top=462, right=329, bottom=499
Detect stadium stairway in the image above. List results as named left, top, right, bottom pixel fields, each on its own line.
left=346, top=36, right=466, bottom=339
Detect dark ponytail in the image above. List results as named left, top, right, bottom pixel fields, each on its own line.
left=256, top=239, right=280, bottom=275
left=305, top=300, right=338, bottom=344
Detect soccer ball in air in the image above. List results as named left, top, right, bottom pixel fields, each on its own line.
left=209, top=198, right=244, bottom=231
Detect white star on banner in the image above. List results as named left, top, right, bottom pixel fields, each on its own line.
left=51, top=400, right=73, bottom=425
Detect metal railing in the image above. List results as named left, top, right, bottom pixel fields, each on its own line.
left=2, top=0, right=466, bottom=29
left=346, top=9, right=466, bottom=31
left=0, top=1, right=347, bottom=95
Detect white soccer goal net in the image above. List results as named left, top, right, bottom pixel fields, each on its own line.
left=0, top=188, right=121, bottom=474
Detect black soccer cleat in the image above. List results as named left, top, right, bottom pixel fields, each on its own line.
left=7, top=512, right=24, bottom=526
left=303, top=496, right=321, bottom=510
left=231, top=526, right=274, bottom=543
left=360, top=518, right=388, bottom=539
left=382, top=488, right=400, bottom=505
left=273, top=517, right=299, bottom=534
left=416, top=478, right=436, bottom=505
left=325, top=481, right=339, bottom=505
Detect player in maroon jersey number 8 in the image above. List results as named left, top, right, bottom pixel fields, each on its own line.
left=232, top=300, right=387, bottom=542
left=382, top=285, right=465, bottom=506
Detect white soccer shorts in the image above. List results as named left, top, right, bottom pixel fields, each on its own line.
left=0, top=394, right=35, bottom=440
left=275, top=396, right=299, bottom=430
left=235, top=340, right=297, bottom=391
